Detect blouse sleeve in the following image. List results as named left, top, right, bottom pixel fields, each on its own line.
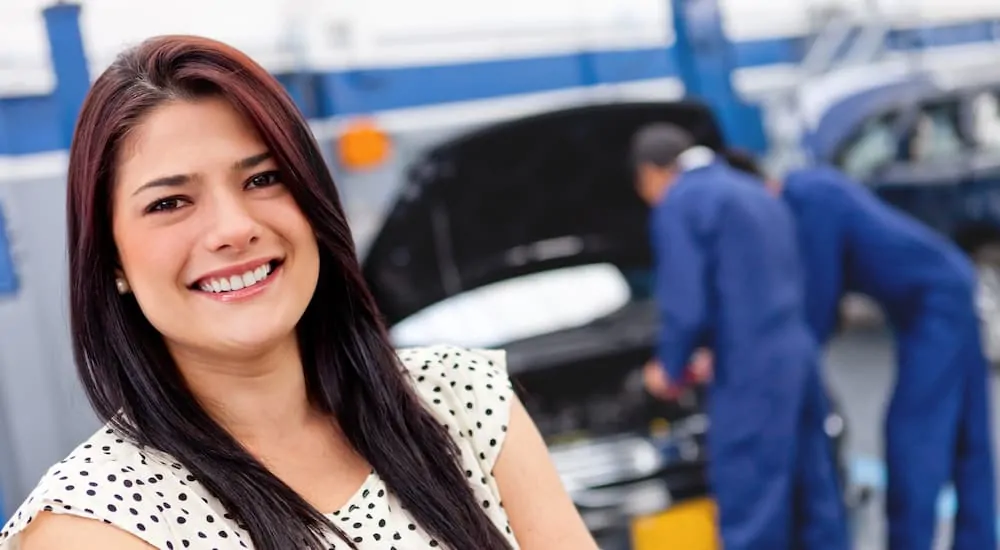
left=398, top=345, right=515, bottom=472
left=0, top=458, right=174, bottom=549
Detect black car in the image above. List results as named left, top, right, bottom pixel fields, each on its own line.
left=362, top=100, right=851, bottom=547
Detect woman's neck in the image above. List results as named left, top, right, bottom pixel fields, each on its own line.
left=169, top=334, right=321, bottom=444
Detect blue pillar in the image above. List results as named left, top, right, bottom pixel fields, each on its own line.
left=670, top=0, right=768, bottom=154
left=0, top=205, right=17, bottom=297
left=43, top=2, right=91, bottom=149
left=576, top=51, right=599, bottom=88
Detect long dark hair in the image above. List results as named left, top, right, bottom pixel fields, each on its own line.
left=67, top=35, right=513, bottom=550
left=719, top=148, right=765, bottom=179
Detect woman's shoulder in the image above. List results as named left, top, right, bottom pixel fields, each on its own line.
left=395, top=345, right=513, bottom=405
left=0, top=425, right=237, bottom=550
left=396, top=345, right=515, bottom=470
left=396, top=344, right=509, bottom=376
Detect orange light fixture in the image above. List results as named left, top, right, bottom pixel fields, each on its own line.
left=337, top=117, right=392, bottom=171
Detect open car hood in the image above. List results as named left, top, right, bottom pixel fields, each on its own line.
left=502, top=299, right=658, bottom=376
left=362, top=101, right=725, bottom=326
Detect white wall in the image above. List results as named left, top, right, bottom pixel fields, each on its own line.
left=79, top=0, right=291, bottom=73
left=721, top=0, right=1000, bottom=41
left=0, top=174, right=101, bottom=512
left=0, top=0, right=52, bottom=95
left=4, top=0, right=1000, bottom=97
left=720, top=0, right=815, bottom=40
left=880, top=0, right=1000, bottom=27
left=0, top=0, right=295, bottom=96
left=299, top=0, right=671, bottom=69
left=2, top=0, right=670, bottom=93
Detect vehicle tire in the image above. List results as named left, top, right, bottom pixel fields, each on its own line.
left=973, top=243, right=1000, bottom=365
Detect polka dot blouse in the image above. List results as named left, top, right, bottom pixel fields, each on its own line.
left=0, top=345, right=519, bottom=549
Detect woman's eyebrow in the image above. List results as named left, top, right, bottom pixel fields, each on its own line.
left=131, top=152, right=273, bottom=197
left=132, top=173, right=190, bottom=197
left=233, top=151, right=272, bottom=171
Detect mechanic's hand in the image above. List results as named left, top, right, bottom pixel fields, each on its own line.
left=643, top=359, right=681, bottom=400
left=644, top=349, right=714, bottom=401
left=688, top=348, right=714, bottom=384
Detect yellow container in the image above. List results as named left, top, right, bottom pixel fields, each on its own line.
left=631, top=497, right=720, bottom=550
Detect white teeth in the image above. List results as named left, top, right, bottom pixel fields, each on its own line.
left=197, top=262, right=275, bottom=293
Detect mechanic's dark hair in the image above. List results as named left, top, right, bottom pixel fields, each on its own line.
left=67, top=35, right=513, bottom=550
left=630, top=122, right=695, bottom=168
left=720, top=148, right=765, bottom=179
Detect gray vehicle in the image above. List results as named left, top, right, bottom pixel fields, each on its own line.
left=813, top=73, right=1000, bottom=361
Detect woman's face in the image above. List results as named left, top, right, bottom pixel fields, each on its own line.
left=112, top=96, right=320, bottom=362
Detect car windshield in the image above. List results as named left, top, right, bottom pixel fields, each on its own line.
left=839, top=112, right=899, bottom=180
left=971, top=90, right=1000, bottom=153
left=907, top=99, right=965, bottom=162
left=389, top=263, right=633, bottom=348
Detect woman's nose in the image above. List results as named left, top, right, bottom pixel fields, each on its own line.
left=202, top=193, right=260, bottom=252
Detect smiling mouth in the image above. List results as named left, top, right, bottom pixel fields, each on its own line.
left=191, top=260, right=283, bottom=294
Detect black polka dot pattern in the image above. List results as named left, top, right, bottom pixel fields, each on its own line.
left=0, top=346, right=516, bottom=548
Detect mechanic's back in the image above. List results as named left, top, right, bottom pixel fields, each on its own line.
left=662, top=161, right=809, bottom=384
left=782, top=166, right=976, bottom=339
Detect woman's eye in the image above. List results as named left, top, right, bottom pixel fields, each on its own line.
left=246, top=171, right=282, bottom=189
left=145, top=197, right=189, bottom=214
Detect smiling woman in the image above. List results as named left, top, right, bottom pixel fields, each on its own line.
left=0, top=35, right=597, bottom=550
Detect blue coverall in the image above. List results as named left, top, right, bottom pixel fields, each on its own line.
left=781, top=166, right=996, bottom=550
left=652, top=159, right=849, bottom=550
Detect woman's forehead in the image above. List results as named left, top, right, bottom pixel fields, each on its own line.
left=114, top=98, right=268, bottom=192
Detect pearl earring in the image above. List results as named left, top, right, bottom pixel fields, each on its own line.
left=115, top=277, right=130, bottom=295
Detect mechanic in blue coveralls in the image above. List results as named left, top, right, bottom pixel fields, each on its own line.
left=722, top=151, right=997, bottom=550
left=630, top=123, right=848, bottom=550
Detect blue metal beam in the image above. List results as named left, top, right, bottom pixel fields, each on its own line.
left=670, top=0, right=768, bottom=153
left=0, top=205, right=17, bottom=296
left=42, top=2, right=91, bottom=150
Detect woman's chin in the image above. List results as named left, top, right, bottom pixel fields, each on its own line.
left=219, top=329, right=297, bottom=357
left=169, top=324, right=300, bottom=366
